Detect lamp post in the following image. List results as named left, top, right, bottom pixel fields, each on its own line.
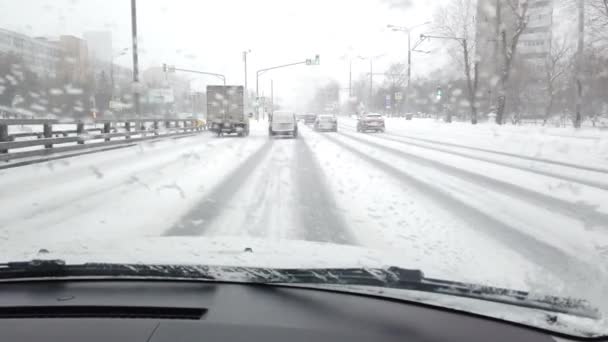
left=357, top=54, right=384, bottom=111
left=110, top=48, right=128, bottom=100
left=386, top=22, right=430, bottom=89
left=130, top=0, right=140, bottom=117
left=243, top=49, right=251, bottom=90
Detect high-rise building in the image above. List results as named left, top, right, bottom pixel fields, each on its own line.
left=84, top=31, right=113, bottom=77
left=518, top=0, right=554, bottom=61
left=0, top=28, right=61, bottom=78
left=57, top=35, right=90, bottom=84
left=83, top=31, right=112, bottom=63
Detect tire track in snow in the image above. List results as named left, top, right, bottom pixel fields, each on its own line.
left=319, top=132, right=597, bottom=282
left=0, top=134, right=227, bottom=228
left=164, top=140, right=273, bottom=236
left=292, top=136, right=358, bottom=245
left=338, top=130, right=608, bottom=229
left=340, top=121, right=608, bottom=174
left=353, top=130, right=608, bottom=190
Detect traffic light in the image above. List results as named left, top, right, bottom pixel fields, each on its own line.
left=162, top=63, right=167, bottom=72
left=306, top=55, right=320, bottom=66
left=436, top=86, right=443, bottom=101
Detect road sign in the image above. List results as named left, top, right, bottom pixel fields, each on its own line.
left=395, top=92, right=403, bottom=101
left=147, top=88, right=174, bottom=104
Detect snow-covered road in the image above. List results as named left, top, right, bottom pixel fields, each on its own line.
left=1, top=118, right=607, bottom=299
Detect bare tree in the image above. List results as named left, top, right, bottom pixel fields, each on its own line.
left=384, top=63, right=408, bottom=88
left=543, top=39, right=573, bottom=124
left=588, top=0, right=608, bottom=50
left=382, top=63, right=408, bottom=116
left=434, top=0, right=480, bottom=124
left=495, top=0, right=529, bottom=125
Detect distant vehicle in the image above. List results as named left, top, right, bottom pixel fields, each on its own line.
left=357, top=113, right=385, bottom=133
left=304, top=113, right=317, bottom=125
left=207, top=85, right=249, bottom=137
left=196, top=118, right=207, bottom=130
left=313, top=114, right=338, bottom=132
left=296, top=113, right=307, bottom=122
left=269, top=111, right=298, bottom=138
left=405, top=113, right=413, bottom=120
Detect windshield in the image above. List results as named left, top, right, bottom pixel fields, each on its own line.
left=1, top=0, right=607, bottom=336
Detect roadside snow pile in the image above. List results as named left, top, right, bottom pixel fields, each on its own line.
left=385, top=118, right=608, bottom=169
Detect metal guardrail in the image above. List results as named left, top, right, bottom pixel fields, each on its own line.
left=0, top=118, right=205, bottom=162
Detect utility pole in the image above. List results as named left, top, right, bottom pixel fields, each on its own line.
left=369, top=60, right=373, bottom=110
left=243, top=50, right=251, bottom=90
left=270, top=79, right=274, bottom=114
left=130, top=0, right=140, bottom=117
left=574, top=0, right=584, bottom=128
left=407, top=31, right=412, bottom=89
left=348, top=60, right=352, bottom=97
left=387, top=22, right=430, bottom=112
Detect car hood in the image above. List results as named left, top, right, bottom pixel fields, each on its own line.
left=4, top=236, right=416, bottom=268
left=3, top=236, right=607, bottom=338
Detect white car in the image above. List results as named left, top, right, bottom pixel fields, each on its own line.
left=313, top=114, right=338, bottom=132
left=269, top=111, right=298, bottom=138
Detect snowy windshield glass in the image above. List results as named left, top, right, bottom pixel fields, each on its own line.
left=1, top=0, right=608, bottom=332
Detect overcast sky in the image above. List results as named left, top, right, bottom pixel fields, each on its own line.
left=0, top=0, right=449, bottom=109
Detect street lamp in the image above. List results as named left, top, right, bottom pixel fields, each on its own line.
left=111, top=48, right=129, bottom=99
left=357, top=54, right=385, bottom=110
left=386, top=21, right=430, bottom=89
left=243, top=49, right=251, bottom=91
left=130, top=0, right=141, bottom=117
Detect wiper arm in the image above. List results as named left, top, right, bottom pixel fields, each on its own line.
left=0, top=261, right=598, bottom=320
left=245, top=266, right=600, bottom=320
left=0, top=259, right=216, bottom=280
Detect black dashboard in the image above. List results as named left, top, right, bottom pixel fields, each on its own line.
left=0, top=280, right=569, bottom=341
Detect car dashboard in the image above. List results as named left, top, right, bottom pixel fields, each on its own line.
left=0, top=280, right=582, bottom=342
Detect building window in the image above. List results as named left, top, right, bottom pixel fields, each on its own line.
left=13, top=37, right=24, bottom=48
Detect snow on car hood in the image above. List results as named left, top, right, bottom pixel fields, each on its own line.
left=4, top=236, right=412, bottom=268
left=2, top=236, right=607, bottom=337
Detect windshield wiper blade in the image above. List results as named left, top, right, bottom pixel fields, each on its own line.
left=0, top=261, right=598, bottom=319
left=0, top=259, right=216, bottom=280
left=245, top=266, right=600, bottom=320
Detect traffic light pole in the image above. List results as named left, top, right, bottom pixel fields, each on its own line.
left=170, top=67, right=226, bottom=85
left=256, top=60, right=308, bottom=102
left=255, top=56, right=319, bottom=118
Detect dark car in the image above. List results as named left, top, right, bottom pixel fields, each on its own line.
left=304, top=113, right=317, bottom=125
left=357, top=113, right=385, bottom=133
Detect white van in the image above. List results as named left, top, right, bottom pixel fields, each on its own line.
left=269, top=111, right=298, bottom=138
